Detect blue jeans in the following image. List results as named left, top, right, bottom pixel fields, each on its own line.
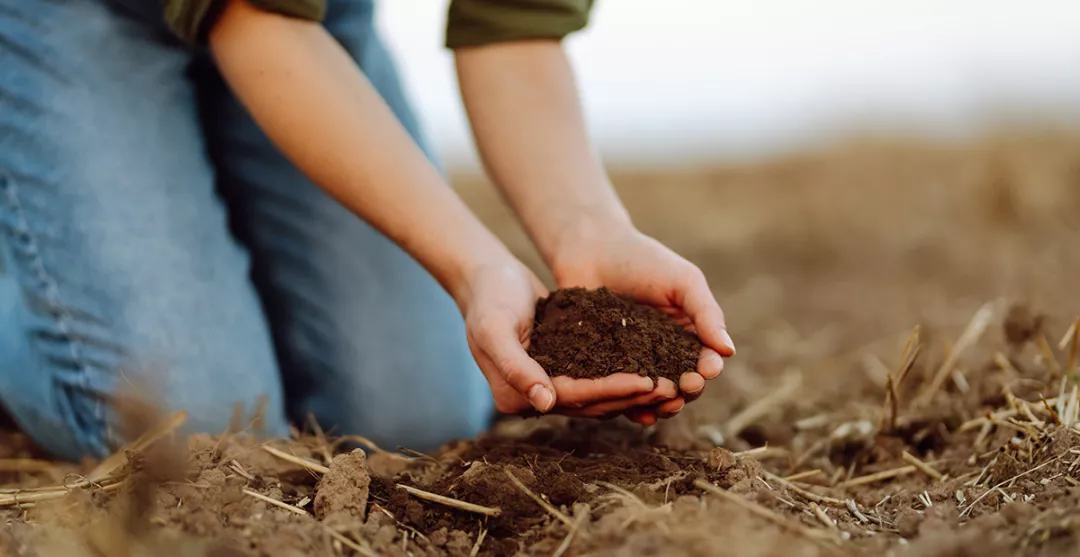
left=0, top=0, right=493, bottom=460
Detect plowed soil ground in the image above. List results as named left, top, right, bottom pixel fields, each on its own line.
left=4, top=131, right=1080, bottom=557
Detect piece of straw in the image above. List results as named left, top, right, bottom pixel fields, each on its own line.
left=88, top=410, right=188, bottom=483
left=901, top=451, right=944, bottom=481
left=243, top=488, right=309, bottom=517
left=838, top=466, right=918, bottom=489
left=262, top=445, right=331, bottom=475
left=761, top=471, right=846, bottom=507
left=552, top=507, right=589, bottom=557
left=916, top=303, right=995, bottom=407
left=810, top=503, right=838, bottom=530
left=398, top=484, right=501, bottom=517
left=783, top=470, right=823, bottom=483
left=504, top=468, right=571, bottom=526
left=694, top=479, right=837, bottom=545
left=469, top=529, right=487, bottom=557
left=0, top=480, right=124, bottom=507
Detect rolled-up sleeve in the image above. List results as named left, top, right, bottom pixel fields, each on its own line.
left=446, top=0, right=594, bottom=49
left=164, top=0, right=327, bottom=45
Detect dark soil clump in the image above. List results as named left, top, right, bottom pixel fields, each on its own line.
left=528, top=287, right=700, bottom=387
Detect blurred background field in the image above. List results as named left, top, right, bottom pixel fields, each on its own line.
left=382, top=0, right=1080, bottom=170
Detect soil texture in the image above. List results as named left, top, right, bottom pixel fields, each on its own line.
left=528, top=287, right=700, bottom=386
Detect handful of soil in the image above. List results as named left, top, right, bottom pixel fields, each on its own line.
left=527, top=287, right=701, bottom=389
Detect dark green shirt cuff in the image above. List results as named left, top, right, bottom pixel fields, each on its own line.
left=164, top=0, right=327, bottom=45
left=446, top=0, right=594, bottom=49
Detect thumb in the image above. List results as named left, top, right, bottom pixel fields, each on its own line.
left=480, top=325, right=557, bottom=413
left=681, top=272, right=736, bottom=357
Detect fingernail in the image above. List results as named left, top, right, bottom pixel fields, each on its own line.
left=719, top=329, right=736, bottom=356
left=640, top=377, right=656, bottom=391
left=528, top=384, right=555, bottom=412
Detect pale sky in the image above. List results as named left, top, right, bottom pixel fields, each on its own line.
left=378, top=1, right=1080, bottom=169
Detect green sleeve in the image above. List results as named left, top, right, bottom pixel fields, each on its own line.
left=446, top=0, right=594, bottom=49
left=164, top=0, right=327, bottom=45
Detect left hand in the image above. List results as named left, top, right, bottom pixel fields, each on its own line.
left=549, top=222, right=735, bottom=426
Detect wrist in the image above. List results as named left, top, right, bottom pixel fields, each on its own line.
left=443, top=234, right=523, bottom=312
left=547, top=209, right=637, bottom=286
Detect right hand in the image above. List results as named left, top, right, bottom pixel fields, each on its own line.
left=457, top=260, right=675, bottom=416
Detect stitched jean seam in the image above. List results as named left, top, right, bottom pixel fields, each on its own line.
left=0, top=168, right=104, bottom=454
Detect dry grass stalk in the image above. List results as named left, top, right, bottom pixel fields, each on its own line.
left=783, top=470, right=823, bottom=482
left=0, top=480, right=124, bottom=507
left=901, top=451, right=944, bottom=481
left=845, top=500, right=870, bottom=523
left=242, top=488, right=309, bottom=517
left=333, top=435, right=390, bottom=455
left=725, top=371, right=803, bottom=437
left=994, top=352, right=1020, bottom=376
left=733, top=446, right=789, bottom=460
left=895, top=325, right=923, bottom=386
left=1067, top=318, right=1080, bottom=372
left=1039, top=334, right=1062, bottom=376
left=960, top=452, right=1068, bottom=517
left=552, top=507, right=589, bottom=557
left=371, top=503, right=429, bottom=542
left=694, top=479, right=838, bottom=546
left=1065, top=385, right=1080, bottom=429
left=88, top=410, right=188, bottom=482
left=262, top=445, right=331, bottom=475
left=323, top=527, right=375, bottom=557
left=229, top=460, right=257, bottom=482
left=469, top=529, right=487, bottom=557
left=1041, top=397, right=1063, bottom=425
left=762, top=471, right=846, bottom=506
left=596, top=481, right=649, bottom=511
left=504, top=468, right=572, bottom=526
left=398, top=484, right=501, bottom=517
left=880, top=374, right=900, bottom=434
left=304, top=414, right=334, bottom=465
left=1059, top=320, right=1078, bottom=350
left=878, top=326, right=923, bottom=433
left=916, top=302, right=995, bottom=407
left=838, top=465, right=918, bottom=488
left=810, top=503, right=838, bottom=530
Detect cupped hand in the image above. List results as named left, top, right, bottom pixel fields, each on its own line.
left=459, top=261, right=663, bottom=416
left=549, top=224, right=735, bottom=425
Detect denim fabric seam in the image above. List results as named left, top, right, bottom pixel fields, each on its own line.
left=0, top=167, right=103, bottom=455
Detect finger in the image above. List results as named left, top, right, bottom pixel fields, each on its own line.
left=679, top=372, right=705, bottom=396
left=470, top=347, right=532, bottom=414
left=477, top=322, right=556, bottom=413
left=680, top=272, right=735, bottom=357
left=656, top=397, right=686, bottom=418
left=625, top=408, right=658, bottom=426
left=567, top=378, right=678, bottom=416
left=697, top=347, right=725, bottom=380
left=551, top=373, right=654, bottom=408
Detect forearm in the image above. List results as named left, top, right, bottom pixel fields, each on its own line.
left=454, top=41, right=632, bottom=267
left=209, top=0, right=512, bottom=307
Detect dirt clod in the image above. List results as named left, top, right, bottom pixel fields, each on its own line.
left=314, top=449, right=371, bottom=526
left=528, top=287, right=700, bottom=387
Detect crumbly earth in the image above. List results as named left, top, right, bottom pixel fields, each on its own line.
left=4, top=132, right=1080, bottom=557
left=528, top=287, right=701, bottom=386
